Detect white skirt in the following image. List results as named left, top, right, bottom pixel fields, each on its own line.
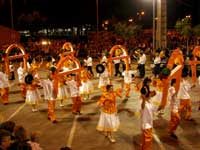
left=26, top=90, right=41, bottom=105
left=80, top=81, right=94, bottom=94
left=57, top=85, right=69, bottom=100
left=96, top=111, right=120, bottom=132
left=152, top=91, right=163, bottom=108
left=98, top=77, right=110, bottom=88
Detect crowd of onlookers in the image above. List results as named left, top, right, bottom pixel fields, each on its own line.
left=0, top=121, right=72, bottom=150
left=18, top=31, right=199, bottom=61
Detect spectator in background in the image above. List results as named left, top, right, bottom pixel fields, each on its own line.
left=0, top=129, right=12, bottom=150
left=9, top=125, right=31, bottom=150
left=0, top=121, right=16, bottom=140
left=84, top=55, right=94, bottom=76
left=137, top=51, right=146, bottom=78
left=28, top=131, right=43, bottom=150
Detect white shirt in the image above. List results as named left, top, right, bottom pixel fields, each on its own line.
left=168, top=86, right=179, bottom=113
left=17, top=66, right=26, bottom=83
left=138, top=54, right=146, bottom=65
left=177, top=79, right=191, bottom=99
left=0, top=72, right=9, bottom=88
left=101, top=56, right=108, bottom=63
left=153, top=56, right=161, bottom=65
left=86, top=57, right=93, bottom=66
left=122, top=70, right=136, bottom=84
left=140, top=99, right=154, bottom=129
left=39, top=79, right=55, bottom=100
left=67, top=80, right=80, bottom=97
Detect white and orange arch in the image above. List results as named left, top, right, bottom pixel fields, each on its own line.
left=51, top=45, right=81, bottom=96
left=160, top=48, right=184, bottom=107
left=107, top=45, right=130, bottom=76
left=188, top=46, right=200, bottom=83
left=3, top=44, right=28, bottom=75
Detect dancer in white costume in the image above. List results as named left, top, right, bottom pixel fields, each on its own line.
left=79, top=66, right=94, bottom=100
left=96, top=85, right=122, bottom=143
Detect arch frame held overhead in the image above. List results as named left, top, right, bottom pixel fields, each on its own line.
left=108, top=45, right=130, bottom=76
left=3, top=43, right=28, bottom=75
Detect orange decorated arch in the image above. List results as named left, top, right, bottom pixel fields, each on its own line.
left=3, top=44, right=28, bottom=75
left=60, top=42, right=75, bottom=57
left=51, top=55, right=82, bottom=96
left=108, top=45, right=130, bottom=76
left=188, top=46, right=200, bottom=83
left=160, top=48, right=184, bottom=108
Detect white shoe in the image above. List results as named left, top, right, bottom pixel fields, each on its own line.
left=59, top=104, right=64, bottom=107
left=108, top=135, right=116, bottom=143
left=32, top=109, right=38, bottom=112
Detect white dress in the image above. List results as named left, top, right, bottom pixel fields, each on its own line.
left=26, top=85, right=41, bottom=105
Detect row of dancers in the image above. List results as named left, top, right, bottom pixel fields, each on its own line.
left=1, top=60, right=200, bottom=148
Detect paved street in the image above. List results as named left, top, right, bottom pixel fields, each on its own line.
left=1, top=62, right=200, bottom=150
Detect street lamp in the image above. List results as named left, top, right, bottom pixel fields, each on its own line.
left=10, top=0, right=14, bottom=29
left=96, top=0, right=99, bottom=52
left=153, top=0, right=155, bottom=52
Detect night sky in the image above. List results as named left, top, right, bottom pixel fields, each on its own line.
left=0, top=0, right=199, bottom=29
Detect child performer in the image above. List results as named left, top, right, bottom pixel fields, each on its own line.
left=80, top=66, right=94, bottom=101
left=177, top=67, right=195, bottom=121
left=17, top=62, right=27, bottom=99
left=168, top=79, right=180, bottom=139
left=122, top=70, right=135, bottom=100
left=140, top=77, right=156, bottom=150
left=66, top=74, right=82, bottom=115
left=57, top=76, right=69, bottom=107
left=0, top=69, right=9, bottom=105
left=96, top=85, right=122, bottom=143
left=39, top=75, right=57, bottom=123
left=25, top=74, right=41, bottom=112
left=97, top=62, right=110, bottom=93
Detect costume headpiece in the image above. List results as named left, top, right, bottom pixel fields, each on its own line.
left=96, top=64, right=105, bottom=74
left=181, top=66, right=189, bottom=77
left=25, top=74, right=34, bottom=84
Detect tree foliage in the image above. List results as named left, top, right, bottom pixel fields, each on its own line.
left=113, top=22, right=141, bottom=39
left=193, top=24, right=200, bottom=37
left=175, top=17, right=192, bottom=38
left=17, top=11, right=47, bottom=30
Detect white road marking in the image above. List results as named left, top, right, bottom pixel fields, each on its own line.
left=66, top=115, right=79, bottom=148
left=6, top=103, right=26, bottom=121
left=0, top=113, right=5, bottom=123
left=153, top=131, right=166, bottom=150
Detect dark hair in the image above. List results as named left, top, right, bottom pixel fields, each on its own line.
left=106, top=84, right=113, bottom=91
left=143, top=77, right=152, bottom=86
left=60, top=146, right=72, bottom=150
left=171, top=79, right=176, bottom=86
left=0, top=121, right=16, bottom=133
left=141, top=77, right=151, bottom=97
left=0, top=129, right=11, bottom=145
left=14, top=126, right=27, bottom=142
